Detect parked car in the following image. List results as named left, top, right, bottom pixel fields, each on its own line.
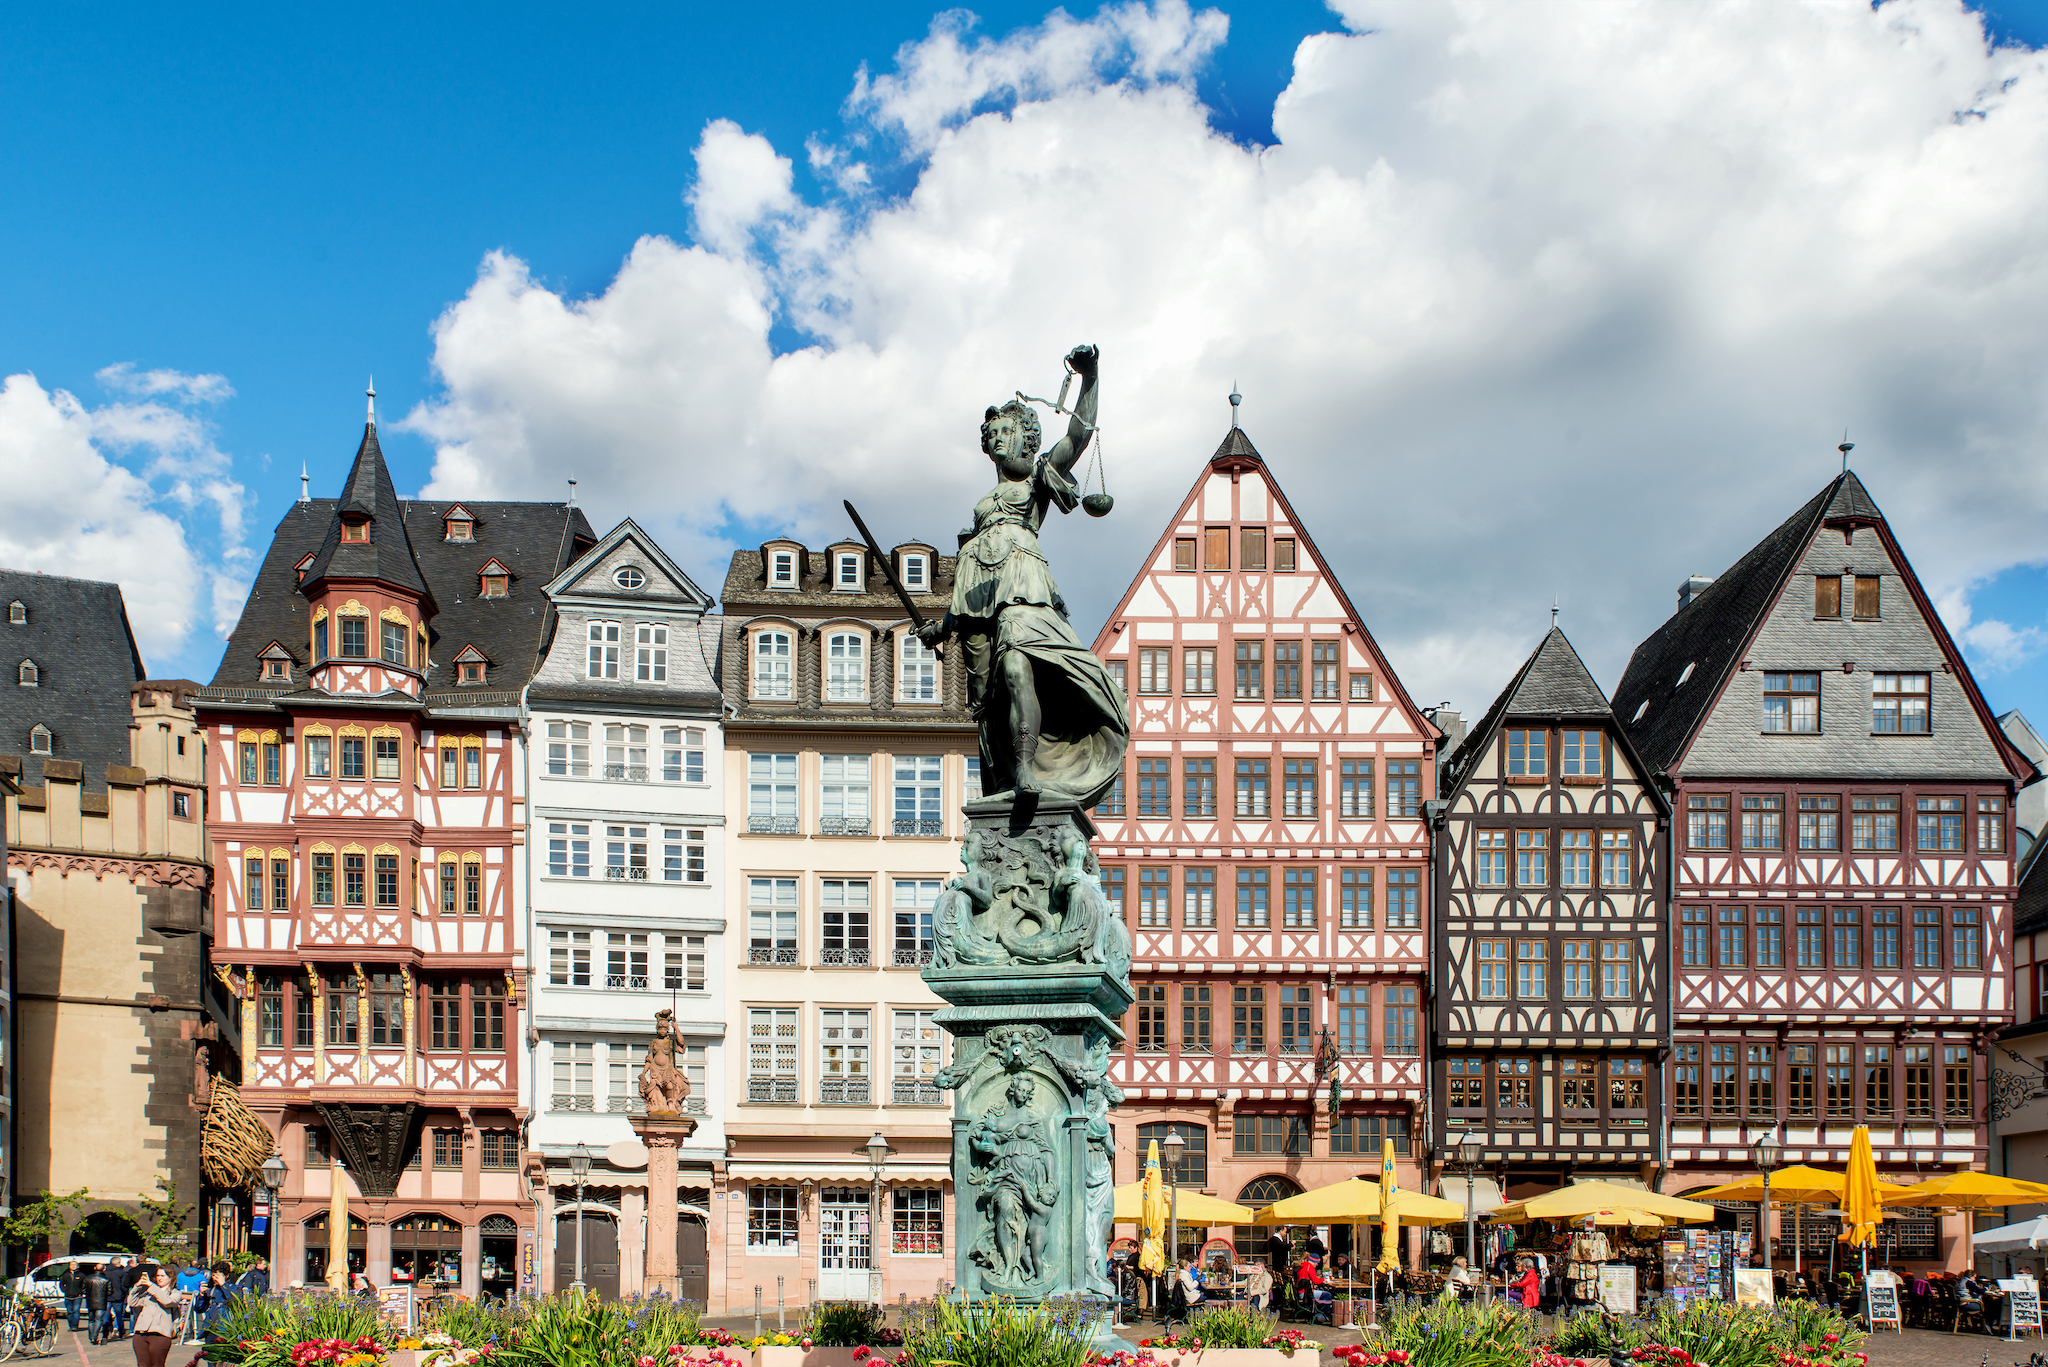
left=11, top=1254, right=135, bottom=1309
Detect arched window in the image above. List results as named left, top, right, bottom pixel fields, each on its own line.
left=17, top=660, right=37, bottom=687
left=28, top=725, right=51, bottom=755
left=898, top=635, right=938, bottom=703
left=753, top=630, right=792, bottom=700
left=825, top=632, right=866, bottom=702
left=480, top=1214, right=518, bottom=1234
left=1236, top=1175, right=1301, bottom=1206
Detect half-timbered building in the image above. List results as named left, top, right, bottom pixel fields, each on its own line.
left=1430, top=627, right=1669, bottom=1200
left=193, top=397, right=596, bottom=1296
left=1090, top=419, right=1440, bottom=1265
left=1614, top=469, right=2036, bottom=1272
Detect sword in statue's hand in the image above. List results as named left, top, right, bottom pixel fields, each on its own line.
left=844, top=500, right=943, bottom=659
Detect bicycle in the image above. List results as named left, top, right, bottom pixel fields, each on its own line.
left=0, top=1297, right=58, bottom=1359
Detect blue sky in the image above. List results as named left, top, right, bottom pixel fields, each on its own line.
left=4, top=0, right=2047, bottom=738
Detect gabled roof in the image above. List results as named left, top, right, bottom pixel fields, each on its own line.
left=299, top=422, right=433, bottom=604
left=543, top=517, right=714, bottom=609
left=452, top=643, right=491, bottom=663
left=477, top=558, right=512, bottom=578
left=1443, top=627, right=1663, bottom=802
left=0, top=570, right=146, bottom=790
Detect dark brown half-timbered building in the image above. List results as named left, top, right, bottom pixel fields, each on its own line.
left=1430, top=626, right=1670, bottom=1200
left=1614, top=469, right=2037, bottom=1272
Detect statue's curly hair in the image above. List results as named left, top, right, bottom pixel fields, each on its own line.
left=982, top=399, right=1042, bottom=461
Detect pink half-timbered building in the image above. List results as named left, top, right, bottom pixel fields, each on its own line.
left=1090, top=419, right=1441, bottom=1264
left=1614, top=470, right=2037, bottom=1272
left=194, top=402, right=596, bottom=1295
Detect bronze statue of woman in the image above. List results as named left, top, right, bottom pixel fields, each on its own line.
left=917, top=344, right=1130, bottom=805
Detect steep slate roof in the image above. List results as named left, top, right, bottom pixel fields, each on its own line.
left=1611, top=476, right=1847, bottom=775
left=1445, top=626, right=1616, bottom=786
left=528, top=518, right=723, bottom=712
left=299, top=423, right=432, bottom=603
left=0, top=571, right=146, bottom=789
left=201, top=480, right=595, bottom=710
left=2015, top=836, right=2048, bottom=937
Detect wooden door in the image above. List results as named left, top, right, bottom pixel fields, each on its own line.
left=677, top=1219, right=709, bottom=1304
left=554, top=1213, right=620, bottom=1299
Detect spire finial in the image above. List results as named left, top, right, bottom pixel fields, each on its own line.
left=1551, top=596, right=1560, bottom=627
left=367, top=376, right=378, bottom=427
left=567, top=479, right=577, bottom=508
left=1228, top=383, right=1241, bottom=429
left=300, top=463, right=310, bottom=504
left=1838, top=430, right=1854, bottom=475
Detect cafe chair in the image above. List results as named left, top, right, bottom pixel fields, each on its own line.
left=1950, top=1295, right=1985, bottom=1336
left=1164, top=1280, right=1190, bottom=1328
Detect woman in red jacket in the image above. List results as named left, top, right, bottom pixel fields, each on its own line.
left=1508, top=1258, right=1542, bottom=1310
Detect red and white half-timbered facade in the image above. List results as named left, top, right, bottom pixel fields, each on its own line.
left=1090, top=422, right=1440, bottom=1262
left=195, top=405, right=596, bottom=1297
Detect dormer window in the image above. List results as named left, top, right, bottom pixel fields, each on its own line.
left=7, top=601, right=24, bottom=625
left=341, top=518, right=370, bottom=543
left=614, top=566, right=646, bottom=590
left=834, top=551, right=864, bottom=592
left=17, top=660, right=37, bottom=687
left=768, top=549, right=798, bottom=589
left=443, top=506, right=476, bottom=542
left=900, top=553, right=929, bottom=592
left=454, top=644, right=490, bottom=686
left=263, top=659, right=290, bottom=681
left=479, top=559, right=512, bottom=599
left=28, top=725, right=51, bottom=755
left=294, top=554, right=315, bottom=585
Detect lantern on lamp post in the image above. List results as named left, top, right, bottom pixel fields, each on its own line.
left=568, top=1143, right=593, bottom=1293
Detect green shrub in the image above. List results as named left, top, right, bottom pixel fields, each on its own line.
left=1182, top=1303, right=1278, bottom=1349
left=804, top=1300, right=883, bottom=1346
left=1361, top=1297, right=1544, bottom=1367
left=900, top=1296, right=1094, bottom=1367
left=199, top=1292, right=388, bottom=1364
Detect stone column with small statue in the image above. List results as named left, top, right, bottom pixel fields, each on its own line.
left=630, top=1008, right=698, bottom=1298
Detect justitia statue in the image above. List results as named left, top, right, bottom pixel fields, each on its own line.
left=877, top=344, right=1133, bottom=1310
left=915, top=344, right=1129, bottom=803
left=639, top=1008, right=690, bottom=1116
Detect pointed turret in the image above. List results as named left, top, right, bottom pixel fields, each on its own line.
left=299, top=415, right=433, bottom=605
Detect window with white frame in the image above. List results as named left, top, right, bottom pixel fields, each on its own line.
left=892, top=1009, right=944, bottom=1104
left=748, top=752, right=797, bottom=833
left=825, top=631, right=867, bottom=701
left=28, top=725, right=52, bottom=756
left=892, top=1188, right=943, bottom=1254
left=547, top=822, right=590, bottom=878
left=748, top=877, right=798, bottom=963
left=819, top=1009, right=871, bottom=1102
left=894, top=755, right=943, bottom=835
left=834, top=551, right=864, bottom=591
left=753, top=630, right=792, bottom=700
left=608, top=1039, right=643, bottom=1113
left=552, top=1039, right=594, bottom=1110
left=747, top=1008, right=798, bottom=1103
left=767, top=549, right=799, bottom=588
left=966, top=756, right=982, bottom=800
left=820, top=754, right=872, bottom=834
left=748, top=1186, right=799, bottom=1251
left=587, top=621, right=622, bottom=679
left=900, top=552, right=929, bottom=591
left=685, top=1041, right=706, bottom=1111
left=899, top=634, right=938, bottom=702
left=549, top=929, right=592, bottom=986
left=662, top=828, right=705, bottom=883
left=664, top=935, right=706, bottom=991
left=17, top=660, right=37, bottom=687
left=604, top=724, right=648, bottom=780
left=607, top=932, right=649, bottom=989
left=547, top=720, right=590, bottom=777
left=662, top=727, right=705, bottom=782
left=821, top=879, right=872, bottom=965
left=606, top=825, right=648, bottom=880
left=635, top=624, right=668, bottom=681
left=893, top=879, right=940, bottom=965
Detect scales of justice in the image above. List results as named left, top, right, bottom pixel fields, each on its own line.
left=844, top=344, right=1135, bottom=1304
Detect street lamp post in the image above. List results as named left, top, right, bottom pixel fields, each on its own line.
left=1457, top=1137, right=1484, bottom=1304
left=861, top=1132, right=896, bottom=1303
left=568, top=1143, right=592, bottom=1294
left=1162, top=1128, right=1185, bottom=1314
left=260, top=1152, right=285, bottom=1258
left=1750, top=1132, right=1782, bottom=1273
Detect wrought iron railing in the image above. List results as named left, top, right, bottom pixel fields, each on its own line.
left=892, top=947, right=933, bottom=967
left=749, top=815, right=799, bottom=835
left=749, top=946, right=799, bottom=965
left=606, top=974, right=650, bottom=990
left=820, top=947, right=872, bottom=966
left=820, top=816, right=872, bottom=836
left=604, top=764, right=649, bottom=782
left=608, top=1095, right=645, bottom=1114
left=892, top=1081, right=943, bottom=1106
left=553, top=1094, right=595, bottom=1112
left=604, top=865, right=649, bottom=881
left=893, top=819, right=944, bottom=837
left=820, top=1078, right=871, bottom=1105
left=748, top=1077, right=797, bottom=1103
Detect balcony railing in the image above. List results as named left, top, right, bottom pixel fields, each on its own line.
left=553, top=1094, right=595, bottom=1112
left=604, top=763, right=649, bottom=782
left=749, top=815, right=799, bottom=835
left=749, top=946, right=799, bottom=965
left=606, top=974, right=650, bottom=990
left=893, top=819, right=944, bottom=837
left=608, top=1095, right=646, bottom=1115
left=892, top=946, right=933, bottom=968
left=820, top=1078, right=872, bottom=1105
left=820, top=816, right=872, bottom=836
left=892, top=1080, right=943, bottom=1106
left=604, top=865, right=650, bottom=881
left=684, top=1096, right=707, bottom=1115
left=748, top=1077, right=798, bottom=1104
left=820, top=947, right=872, bottom=967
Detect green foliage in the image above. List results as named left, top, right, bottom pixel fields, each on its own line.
left=199, top=1292, right=389, bottom=1364
left=0, top=1189, right=88, bottom=1253
left=621, top=1295, right=704, bottom=1357
left=224, top=1249, right=267, bottom=1277
left=804, top=1300, right=882, bottom=1346
left=98, top=1177, right=199, bottom=1264
left=901, top=1296, right=1095, bottom=1367
left=1539, top=1298, right=1867, bottom=1367
left=414, top=1293, right=701, bottom=1364
left=1182, top=1302, right=1279, bottom=1349
left=420, top=1297, right=514, bottom=1348
left=1363, top=1297, right=1546, bottom=1367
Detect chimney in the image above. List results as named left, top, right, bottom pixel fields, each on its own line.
left=1426, top=706, right=1467, bottom=757
left=1677, top=575, right=1715, bottom=610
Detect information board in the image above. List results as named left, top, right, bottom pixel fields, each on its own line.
left=1864, top=1278, right=1901, bottom=1331
left=378, top=1284, right=415, bottom=1328
left=1598, top=1264, right=1637, bottom=1314
left=2008, top=1284, right=2041, bottom=1334
left=1732, top=1267, right=1774, bottom=1308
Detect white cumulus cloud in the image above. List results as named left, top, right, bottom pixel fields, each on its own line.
left=405, top=0, right=2048, bottom=716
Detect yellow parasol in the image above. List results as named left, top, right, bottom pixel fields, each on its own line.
left=1876, top=1169, right=2048, bottom=1208
left=1114, top=1181, right=1254, bottom=1225
left=1690, top=1165, right=1914, bottom=1206
left=1840, top=1126, right=1880, bottom=1249
left=1246, top=1177, right=1466, bottom=1226
left=1490, top=1179, right=1716, bottom=1225
left=1137, top=1140, right=1167, bottom=1276
left=1375, top=1137, right=1401, bottom=1274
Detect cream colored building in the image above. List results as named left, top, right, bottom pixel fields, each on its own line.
left=714, top=538, right=971, bottom=1313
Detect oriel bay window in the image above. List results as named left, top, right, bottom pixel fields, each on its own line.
left=325, top=971, right=359, bottom=1046
left=374, top=851, right=401, bottom=907
left=257, top=974, right=284, bottom=1048
left=428, top=980, right=462, bottom=1049
left=341, top=734, right=365, bottom=780
left=343, top=851, right=367, bottom=906
left=368, top=973, right=405, bottom=1046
